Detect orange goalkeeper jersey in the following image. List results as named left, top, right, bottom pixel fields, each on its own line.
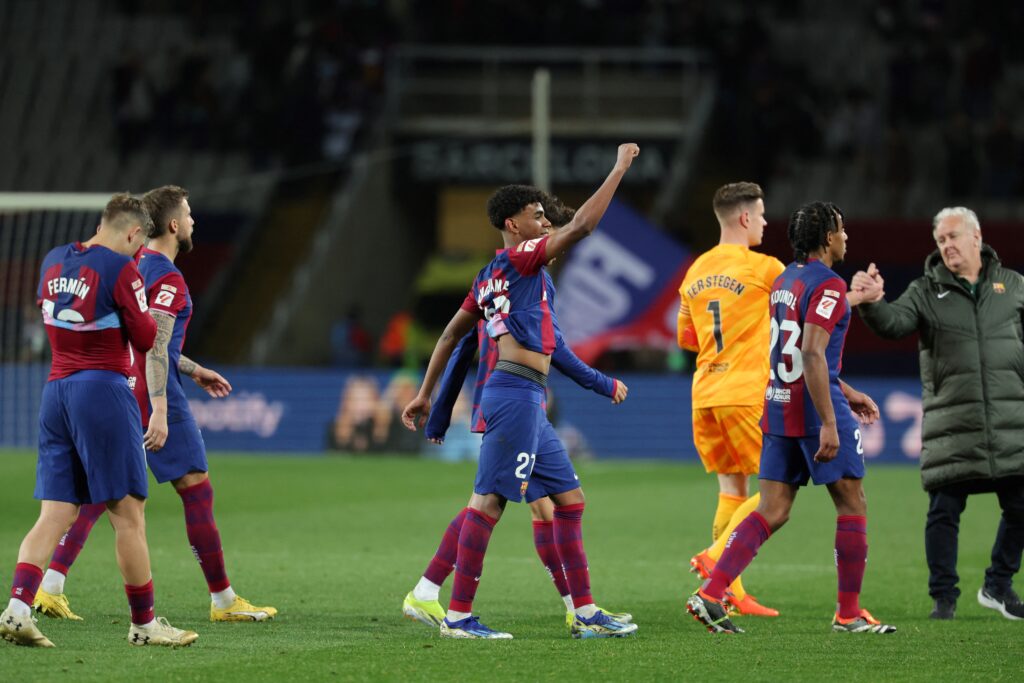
left=678, top=243, right=785, bottom=408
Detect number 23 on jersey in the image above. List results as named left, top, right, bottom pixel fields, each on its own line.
left=769, top=318, right=803, bottom=382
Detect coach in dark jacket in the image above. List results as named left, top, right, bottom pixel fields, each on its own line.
left=853, top=207, right=1024, bottom=622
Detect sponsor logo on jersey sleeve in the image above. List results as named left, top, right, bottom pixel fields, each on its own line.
left=815, top=296, right=838, bottom=319
left=131, top=279, right=143, bottom=290
left=160, top=283, right=178, bottom=293
left=154, top=290, right=175, bottom=307
left=824, top=289, right=841, bottom=298
left=135, top=287, right=149, bottom=312
left=518, top=237, right=542, bottom=252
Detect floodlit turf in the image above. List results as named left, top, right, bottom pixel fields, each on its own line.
left=0, top=450, right=1019, bottom=681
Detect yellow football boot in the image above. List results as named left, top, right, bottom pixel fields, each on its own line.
left=402, top=592, right=446, bottom=627
left=33, top=589, right=83, bottom=621
left=210, top=596, right=277, bottom=622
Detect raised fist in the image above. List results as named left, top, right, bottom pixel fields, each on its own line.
left=616, top=143, right=640, bottom=171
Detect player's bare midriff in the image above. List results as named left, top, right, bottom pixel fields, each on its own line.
left=497, top=334, right=551, bottom=375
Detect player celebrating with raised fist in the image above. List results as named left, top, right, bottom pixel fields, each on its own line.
left=402, top=193, right=631, bottom=632
left=402, top=143, right=640, bottom=639
left=686, top=201, right=896, bottom=635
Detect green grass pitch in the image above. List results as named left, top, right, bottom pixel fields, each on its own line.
left=0, top=450, right=1019, bottom=681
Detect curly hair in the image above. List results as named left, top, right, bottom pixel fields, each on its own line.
left=787, top=201, right=844, bottom=263
left=486, top=184, right=546, bottom=230
left=141, top=185, right=189, bottom=239
left=540, top=191, right=576, bottom=228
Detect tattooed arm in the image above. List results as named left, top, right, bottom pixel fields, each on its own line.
left=178, top=354, right=232, bottom=398
left=143, top=311, right=175, bottom=451
left=179, top=355, right=198, bottom=377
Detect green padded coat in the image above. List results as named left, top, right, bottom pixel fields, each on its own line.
left=858, top=244, right=1024, bottom=491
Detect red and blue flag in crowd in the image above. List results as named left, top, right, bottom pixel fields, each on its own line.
left=555, top=200, right=691, bottom=363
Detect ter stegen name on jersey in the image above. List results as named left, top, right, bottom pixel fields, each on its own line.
left=685, top=274, right=747, bottom=299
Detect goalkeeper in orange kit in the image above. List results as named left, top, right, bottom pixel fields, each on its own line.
left=677, top=182, right=783, bottom=617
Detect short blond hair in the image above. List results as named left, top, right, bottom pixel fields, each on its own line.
left=102, top=193, right=152, bottom=234
left=713, top=182, right=764, bottom=219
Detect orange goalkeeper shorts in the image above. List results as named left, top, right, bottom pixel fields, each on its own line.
left=691, top=405, right=763, bottom=475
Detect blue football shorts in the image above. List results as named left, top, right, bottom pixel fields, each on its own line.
left=526, top=420, right=581, bottom=503
left=760, top=420, right=866, bottom=486
left=475, top=370, right=580, bottom=503
left=36, top=370, right=148, bottom=504
left=146, top=417, right=209, bottom=483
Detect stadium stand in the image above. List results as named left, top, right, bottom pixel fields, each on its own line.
left=2, top=0, right=1022, bottom=370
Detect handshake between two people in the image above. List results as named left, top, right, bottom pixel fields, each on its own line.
left=848, top=263, right=885, bottom=306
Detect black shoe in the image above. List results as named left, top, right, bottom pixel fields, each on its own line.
left=929, top=598, right=956, bottom=620
left=686, top=591, right=744, bottom=634
left=977, top=587, right=1024, bottom=621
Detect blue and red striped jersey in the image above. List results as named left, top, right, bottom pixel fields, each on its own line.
left=468, top=324, right=500, bottom=431
left=760, top=259, right=852, bottom=437
left=129, top=248, right=194, bottom=427
left=461, top=235, right=556, bottom=354
left=465, top=267, right=558, bottom=431
left=37, top=242, right=157, bottom=380
left=428, top=270, right=614, bottom=438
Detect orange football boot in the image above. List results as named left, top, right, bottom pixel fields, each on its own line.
left=688, top=549, right=715, bottom=580
left=725, top=591, right=779, bottom=617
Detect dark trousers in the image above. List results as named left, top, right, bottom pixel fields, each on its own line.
left=926, top=476, right=1024, bottom=601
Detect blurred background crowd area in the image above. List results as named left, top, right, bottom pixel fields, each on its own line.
left=6, top=1, right=1021, bottom=205
left=3, top=0, right=1024, bottom=382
